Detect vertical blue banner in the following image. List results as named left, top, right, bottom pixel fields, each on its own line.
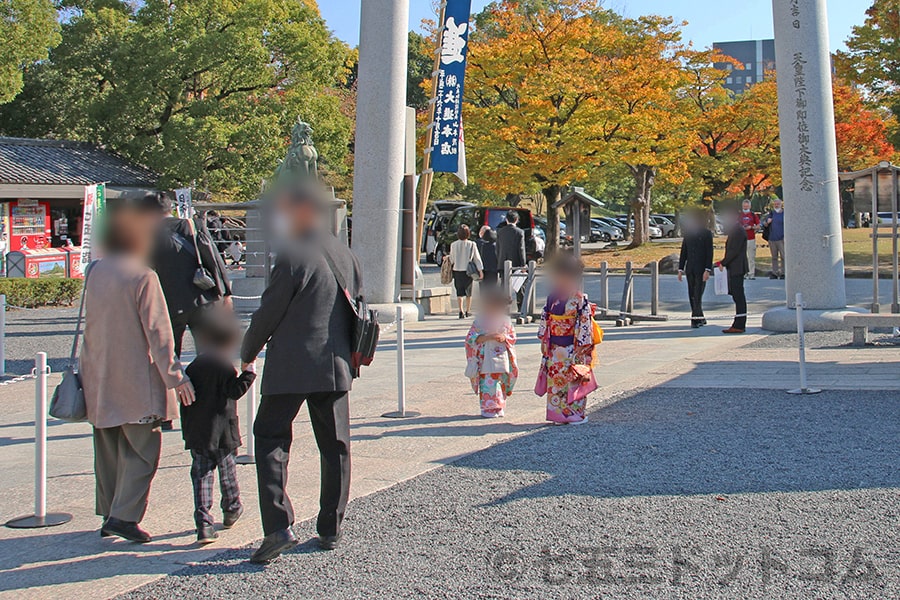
left=430, top=0, right=472, bottom=176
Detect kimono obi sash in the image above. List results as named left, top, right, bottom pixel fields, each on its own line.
left=548, top=313, right=576, bottom=345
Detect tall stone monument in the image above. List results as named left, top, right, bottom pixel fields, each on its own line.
left=762, top=0, right=858, bottom=331
left=352, top=0, right=410, bottom=309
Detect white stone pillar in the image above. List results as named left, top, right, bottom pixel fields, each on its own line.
left=763, top=0, right=855, bottom=331
left=352, top=0, right=410, bottom=305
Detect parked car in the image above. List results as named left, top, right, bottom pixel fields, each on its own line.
left=436, top=206, right=539, bottom=264
left=650, top=215, right=677, bottom=237
left=534, top=216, right=567, bottom=246
left=590, top=218, right=624, bottom=243
left=612, top=215, right=663, bottom=238
left=423, top=210, right=454, bottom=263
left=596, top=216, right=628, bottom=237
left=876, top=212, right=900, bottom=224
left=432, top=200, right=474, bottom=213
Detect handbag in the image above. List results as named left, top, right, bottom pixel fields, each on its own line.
left=534, top=362, right=548, bottom=396
left=322, top=245, right=380, bottom=376
left=49, top=262, right=93, bottom=422
left=714, top=267, right=729, bottom=296
left=465, top=356, right=479, bottom=379
left=190, top=219, right=217, bottom=291
left=440, top=255, right=453, bottom=285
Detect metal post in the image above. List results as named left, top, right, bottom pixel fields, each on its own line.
left=383, top=306, right=419, bottom=418
left=788, top=293, right=821, bottom=395
left=650, top=260, right=659, bottom=316
left=528, top=260, right=537, bottom=317
left=236, top=376, right=258, bottom=465
left=0, top=294, right=6, bottom=376
left=891, top=169, right=899, bottom=313
left=5, top=353, right=72, bottom=528
left=626, top=261, right=634, bottom=315
left=871, top=170, right=880, bottom=313
left=600, top=261, right=608, bottom=315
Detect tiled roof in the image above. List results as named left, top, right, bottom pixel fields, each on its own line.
left=0, top=137, right=158, bottom=187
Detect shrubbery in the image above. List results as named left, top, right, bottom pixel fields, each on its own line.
left=0, top=278, right=83, bottom=309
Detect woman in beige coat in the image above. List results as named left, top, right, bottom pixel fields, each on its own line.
left=81, top=194, right=195, bottom=543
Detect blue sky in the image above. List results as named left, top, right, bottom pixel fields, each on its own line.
left=319, top=0, right=872, bottom=51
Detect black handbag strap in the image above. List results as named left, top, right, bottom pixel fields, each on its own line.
left=189, top=218, right=205, bottom=269
left=69, top=261, right=94, bottom=366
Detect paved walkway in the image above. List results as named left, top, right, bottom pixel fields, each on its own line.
left=0, top=284, right=897, bottom=598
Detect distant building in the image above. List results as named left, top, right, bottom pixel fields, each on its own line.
left=713, top=39, right=776, bottom=94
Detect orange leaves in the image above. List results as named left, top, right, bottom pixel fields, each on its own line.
left=832, top=80, right=897, bottom=171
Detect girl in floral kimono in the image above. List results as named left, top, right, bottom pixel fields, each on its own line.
left=465, top=290, right=518, bottom=418
left=536, top=254, right=598, bottom=425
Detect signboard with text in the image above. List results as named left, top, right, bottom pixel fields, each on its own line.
left=430, top=0, right=472, bottom=183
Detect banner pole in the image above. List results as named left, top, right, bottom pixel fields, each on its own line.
left=416, top=2, right=449, bottom=260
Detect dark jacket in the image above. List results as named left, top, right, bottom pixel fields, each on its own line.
left=679, top=228, right=714, bottom=275
left=720, top=223, right=749, bottom=276
left=476, top=238, right=499, bottom=272
left=181, top=354, right=255, bottom=452
left=240, top=232, right=363, bottom=396
left=151, top=217, right=232, bottom=319
left=497, top=223, right=526, bottom=268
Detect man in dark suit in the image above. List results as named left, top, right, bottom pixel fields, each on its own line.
left=677, top=210, right=714, bottom=329
left=152, top=209, right=232, bottom=357
left=496, top=210, right=526, bottom=309
left=241, top=182, right=363, bottom=563
left=718, top=208, right=749, bottom=334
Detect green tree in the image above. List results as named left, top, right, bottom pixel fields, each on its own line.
left=835, top=0, right=900, bottom=146
left=0, top=0, right=60, bottom=103
left=0, top=0, right=351, bottom=200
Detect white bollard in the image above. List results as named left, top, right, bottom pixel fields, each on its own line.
left=788, top=293, right=821, bottom=395
left=236, top=376, right=259, bottom=465
left=0, top=294, right=5, bottom=376
left=5, top=353, right=72, bottom=528
left=382, top=306, right=419, bottom=418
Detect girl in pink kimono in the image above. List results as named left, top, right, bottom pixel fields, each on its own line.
left=465, top=290, right=518, bottom=418
left=536, top=255, right=598, bottom=425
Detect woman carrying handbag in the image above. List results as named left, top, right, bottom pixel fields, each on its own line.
left=79, top=194, right=195, bottom=543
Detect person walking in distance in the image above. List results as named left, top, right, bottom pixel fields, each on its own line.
left=765, top=198, right=786, bottom=279
left=496, top=210, right=526, bottom=310
left=476, top=226, right=500, bottom=289
left=242, top=181, right=365, bottom=563
left=739, top=199, right=760, bottom=279
left=718, top=208, right=749, bottom=334
left=677, top=210, right=714, bottom=329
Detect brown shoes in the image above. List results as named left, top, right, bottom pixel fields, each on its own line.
left=722, top=327, right=745, bottom=334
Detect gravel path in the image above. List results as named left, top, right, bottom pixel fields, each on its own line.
left=121, top=387, right=899, bottom=599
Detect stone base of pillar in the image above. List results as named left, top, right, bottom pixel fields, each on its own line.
left=761, top=306, right=867, bottom=332
left=370, top=302, right=423, bottom=325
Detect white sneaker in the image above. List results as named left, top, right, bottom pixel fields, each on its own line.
left=569, top=416, right=589, bottom=425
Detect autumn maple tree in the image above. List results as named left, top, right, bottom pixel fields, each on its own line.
left=465, top=0, right=622, bottom=255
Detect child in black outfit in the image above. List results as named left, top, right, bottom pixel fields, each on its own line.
left=181, top=315, right=256, bottom=544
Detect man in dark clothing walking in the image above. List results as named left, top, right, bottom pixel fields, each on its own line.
left=718, top=209, right=749, bottom=334
left=152, top=211, right=233, bottom=357
left=496, top=210, right=526, bottom=309
left=677, top=211, right=714, bottom=329
left=241, top=182, right=364, bottom=563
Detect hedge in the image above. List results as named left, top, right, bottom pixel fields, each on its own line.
left=0, top=278, right=83, bottom=309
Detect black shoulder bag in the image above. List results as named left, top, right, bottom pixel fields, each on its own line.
left=322, top=247, right=379, bottom=377
left=761, top=212, right=772, bottom=242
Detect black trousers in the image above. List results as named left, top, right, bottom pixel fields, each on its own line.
left=686, top=273, right=707, bottom=322
left=728, top=273, right=747, bottom=330
left=254, top=392, right=351, bottom=537
left=170, top=305, right=211, bottom=358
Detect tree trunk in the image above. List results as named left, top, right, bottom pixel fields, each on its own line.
left=543, top=184, right=561, bottom=258
left=627, top=164, right=655, bottom=248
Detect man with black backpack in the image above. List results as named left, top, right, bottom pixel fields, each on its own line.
left=241, top=181, right=368, bottom=563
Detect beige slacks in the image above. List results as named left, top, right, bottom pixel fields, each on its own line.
left=93, top=423, right=161, bottom=523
